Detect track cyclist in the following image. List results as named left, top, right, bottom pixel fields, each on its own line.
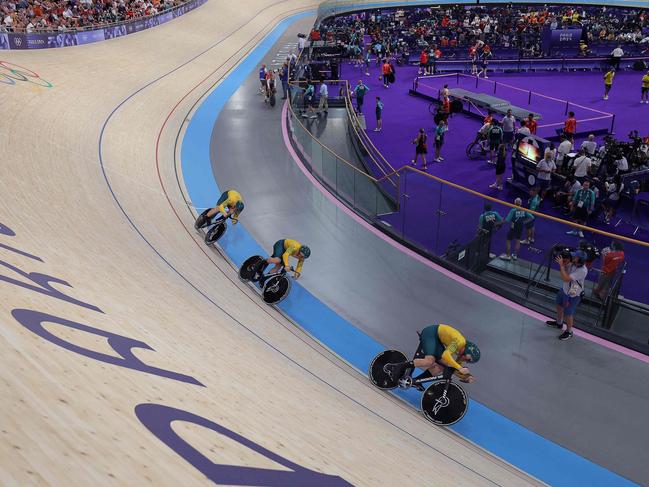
left=265, top=239, right=311, bottom=279
left=206, top=189, right=244, bottom=223
left=384, top=324, right=480, bottom=389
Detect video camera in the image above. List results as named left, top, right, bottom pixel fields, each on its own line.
left=552, top=241, right=600, bottom=264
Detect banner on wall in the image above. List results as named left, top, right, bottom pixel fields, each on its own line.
left=0, top=0, right=207, bottom=50
left=542, top=27, right=583, bottom=54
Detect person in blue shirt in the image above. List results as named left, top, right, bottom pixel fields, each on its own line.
left=567, top=180, right=596, bottom=238
left=500, top=198, right=527, bottom=261
left=258, top=64, right=267, bottom=95
left=478, top=203, right=504, bottom=259
left=521, top=187, right=541, bottom=245
left=374, top=97, right=383, bottom=132
left=433, top=118, right=448, bottom=163
left=302, top=81, right=316, bottom=118
left=279, top=62, right=289, bottom=100
left=353, top=79, right=370, bottom=113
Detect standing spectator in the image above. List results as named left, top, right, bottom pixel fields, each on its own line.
left=580, top=134, right=597, bottom=156
left=521, top=187, right=541, bottom=245
left=603, top=67, right=615, bottom=100
left=478, top=203, right=504, bottom=259
left=433, top=119, right=448, bottom=163
left=610, top=45, right=624, bottom=70
left=572, top=149, right=592, bottom=182
left=525, top=113, right=538, bottom=135
left=556, top=134, right=573, bottom=172
left=412, top=128, right=429, bottom=170
left=374, top=96, right=383, bottom=132
left=567, top=180, right=596, bottom=238
left=353, top=79, right=370, bottom=113
left=602, top=174, right=624, bottom=223
left=487, top=120, right=503, bottom=164
left=642, top=70, right=649, bottom=104
left=564, top=111, right=577, bottom=142
left=501, top=109, right=516, bottom=147
left=489, top=143, right=507, bottom=190
left=536, top=150, right=555, bottom=199
left=318, top=80, right=329, bottom=115
left=594, top=241, right=625, bottom=300
left=500, top=198, right=527, bottom=261
left=279, top=62, right=289, bottom=100
left=381, top=59, right=391, bottom=88
left=546, top=250, right=589, bottom=341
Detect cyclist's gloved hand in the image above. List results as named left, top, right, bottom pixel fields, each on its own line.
left=458, top=374, right=475, bottom=383
left=294, top=271, right=301, bottom=279
left=232, top=218, right=238, bottom=225
left=458, top=366, right=470, bottom=376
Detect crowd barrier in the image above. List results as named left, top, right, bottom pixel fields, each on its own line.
left=0, top=0, right=207, bottom=50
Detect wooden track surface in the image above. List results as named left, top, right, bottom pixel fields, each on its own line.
left=0, top=2, right=544, bottom=485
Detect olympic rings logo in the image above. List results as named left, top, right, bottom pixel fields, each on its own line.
left=0, top=61, right=53, bottom=88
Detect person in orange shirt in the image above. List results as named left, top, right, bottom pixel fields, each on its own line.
left=419, top=49, right=428, bottom=75
left=526, top=113, right=538, bottom=134
left=381, top=60, right=391, bottom=88
left=564, top=111, right=577, bottom=141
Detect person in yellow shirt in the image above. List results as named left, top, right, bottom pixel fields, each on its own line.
left=266, top=239, right=311, bottom=278
left=384, top=324, right=480, bottom=388
left=603, top=68, right=615, bottom=100
left=642, top=71, right=649, bottom=104
left=206, top=189, right=244, bottom=223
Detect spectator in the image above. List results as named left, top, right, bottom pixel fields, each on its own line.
left=302, top=80, right=316, bottom=118
left=572, top=148, right=592, bottom=182
left=603, top=67, right=615, bottom=100
left=580, top=134, right=597, bottom=156
left=489, top=143, right=507, bottom=190
left=602, top=174, right=624, bottom=223
left=546, top=249, right=589, bottom=341
left=374, top=96, right=383, bottom=132
left=501, top=109, right=516, bottom=146
left=594, top=241, right=625, bottom=300
left=433, top=118, right=448, bottom=163
left=536, top=150, right=555, bottom=199
left=521, top=187, right=541, bottom=245
left=412, top=128, right=429, bottom=170
left=478, top=203, right=504, bottom=259
left=318, top=80, right=329, bottom=115
left=567, top=180, right=596, bottom=238
left=564, top=111, right=577, bottom=142
left=353, top=79, right=370, bottom=113
left=610, top=44, right=624, bottom=70
left=500, top=197, right=527, bottom=261
left=525, top=113, right=538, bottom=135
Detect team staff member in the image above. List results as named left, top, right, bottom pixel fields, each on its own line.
left=641, top=70, right=649, bottom=104
left=603, top=68, right=615, bottom=100
left=564, top=111, right=577, bottom=142
left=266, top=239, right=311, bottom=278
left=384, top=324, right=481, bottom=388
left=206, top=189, right=244, bottom=222
left=525, top=113, right=538, bottom=134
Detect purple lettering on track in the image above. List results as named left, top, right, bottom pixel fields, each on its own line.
left=0, top=260, right=102, bottom=313
left=12, top=309, right=204, bottom=387
left=135, top=403, right=353, bottom=486
left=0, top=223, right=16, bottom=236
left=0, top=243, right=44, bottom=262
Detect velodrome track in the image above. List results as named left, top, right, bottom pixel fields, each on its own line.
left=0, top=1, right=546, bottom=485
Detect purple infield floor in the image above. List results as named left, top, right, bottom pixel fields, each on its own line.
left=342, top=64, right=649, bottom=303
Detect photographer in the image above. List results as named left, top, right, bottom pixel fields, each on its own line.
left=546, top=249, right=589, bottom=341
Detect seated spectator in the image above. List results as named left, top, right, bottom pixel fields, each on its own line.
left=594, top=241, right=625, bottom=300
left=580, top=134, right=598, bottom=156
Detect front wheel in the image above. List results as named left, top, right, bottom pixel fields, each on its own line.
left=205, top=221, right=227, bottom=245
left=421, top=380, right=468, bottom=426
left=239, top=256, right=265, bottom=282
left=262, top=275, right=291, bottom=304
left=368, top=350, right=408, bottom=390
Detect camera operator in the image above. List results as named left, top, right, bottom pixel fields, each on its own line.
left=546, top=249, right=589, bottom=341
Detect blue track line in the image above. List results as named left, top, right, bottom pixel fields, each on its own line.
left=180, top=9, right=637, bottom=487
